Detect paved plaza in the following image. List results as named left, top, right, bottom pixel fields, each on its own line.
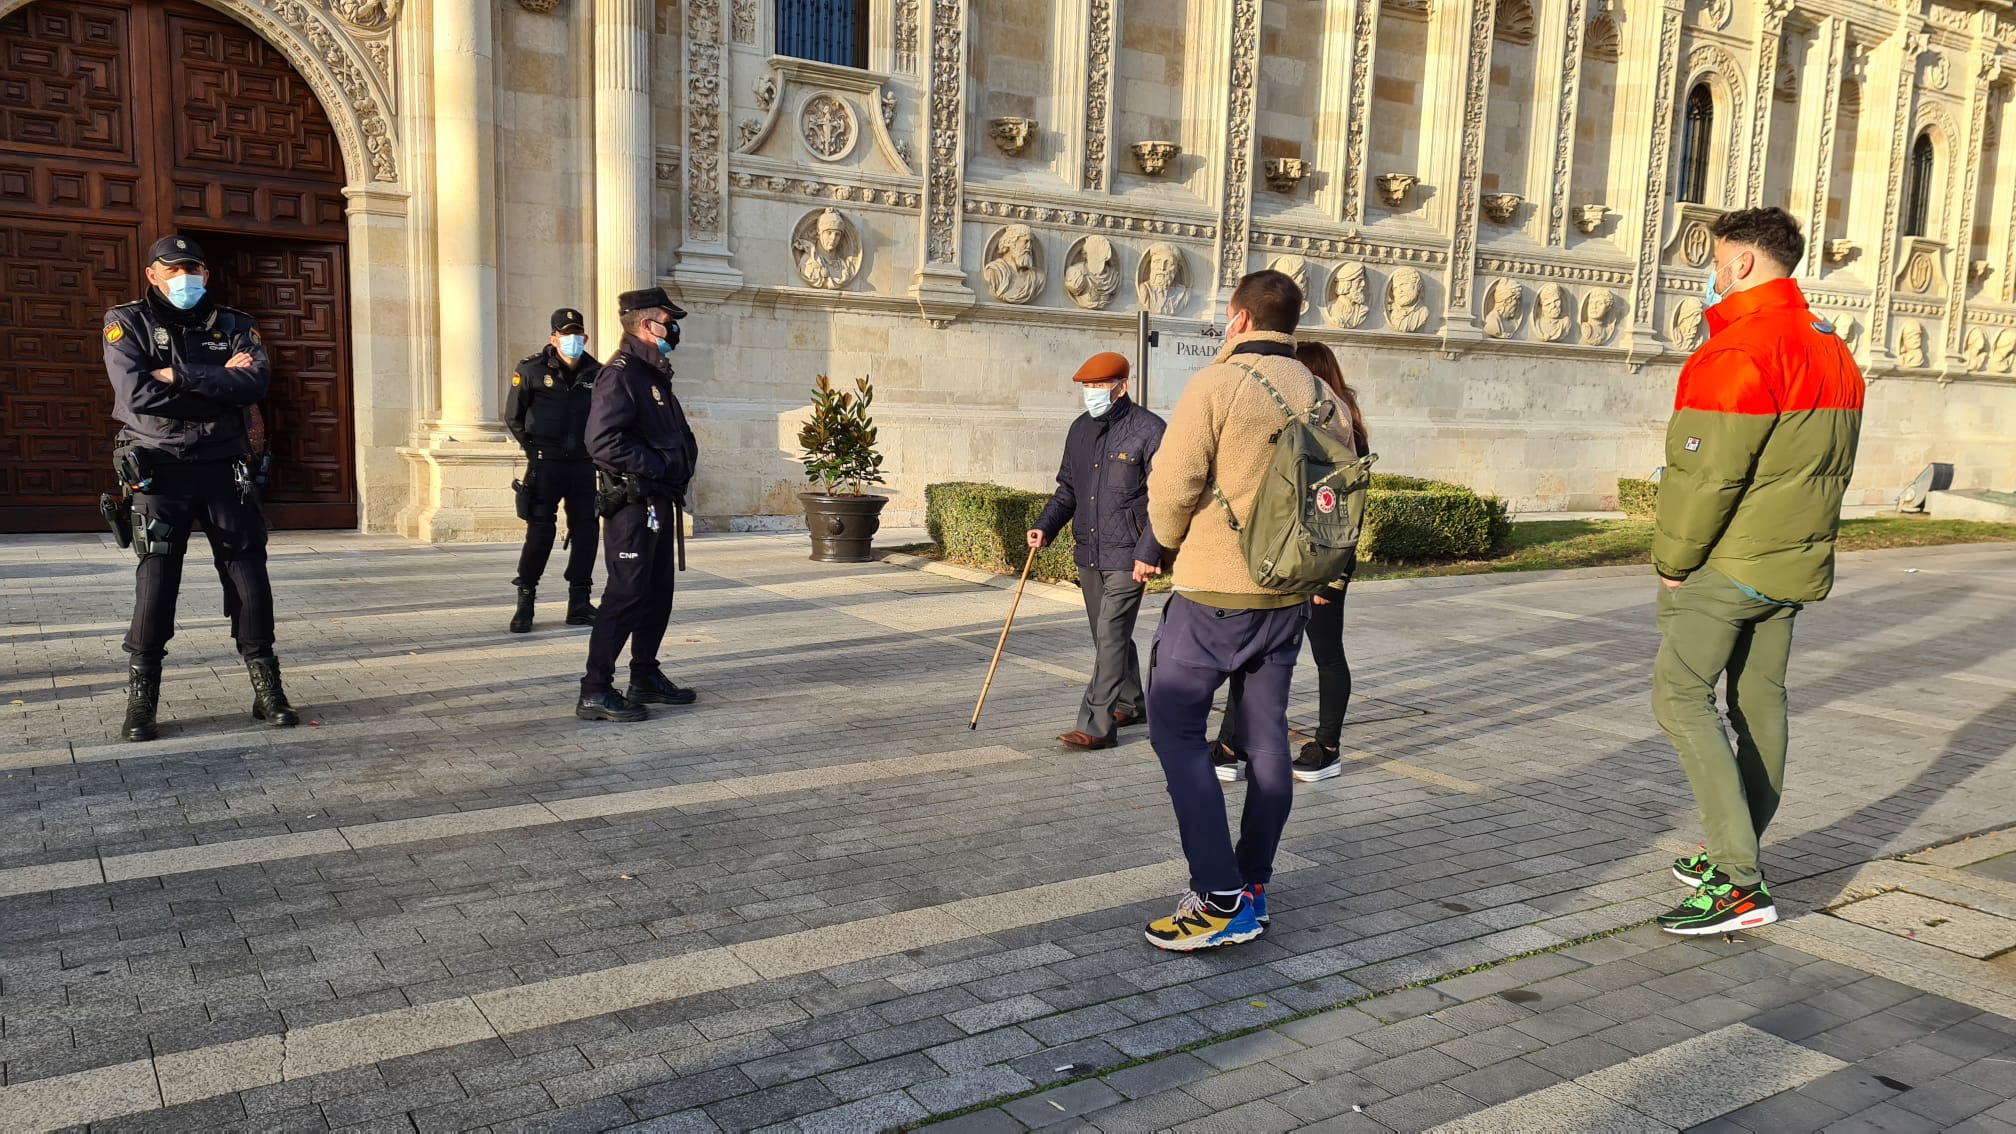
left=1, top=531, right=2013, bottom=1133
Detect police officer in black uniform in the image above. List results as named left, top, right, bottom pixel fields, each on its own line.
left=103, top=235, right=299, bottom=741
left=576, top=287, right=699, bottom=722
left=504, top=307, right=601, bottom=633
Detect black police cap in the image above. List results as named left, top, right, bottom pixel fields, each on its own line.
left=148, top=235, right=206, bottom=267
left=551, top=307, right=586, bottom=334
left=616, top=287, right=686, bottom=319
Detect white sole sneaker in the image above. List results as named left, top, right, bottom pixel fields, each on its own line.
left=1214, top=762, right=1245, bottom=782
left=1292, top=763, right=1341, bottom=782
left=1658, top=904, right=1779, bottom=935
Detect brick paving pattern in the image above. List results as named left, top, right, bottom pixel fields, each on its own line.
left=1, top=532, right=2012, bottom=1132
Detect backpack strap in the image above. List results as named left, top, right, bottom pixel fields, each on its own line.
left=1209, top=360, right=1310, bottom=531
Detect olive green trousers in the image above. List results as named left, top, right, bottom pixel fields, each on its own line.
left=1651, top=567, right=1800, bottom=887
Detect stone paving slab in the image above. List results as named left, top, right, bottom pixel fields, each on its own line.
left=1, top=533, right=2013, bottom=1131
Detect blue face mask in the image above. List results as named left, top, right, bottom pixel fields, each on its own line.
left=656, top=336, right=674, bottom=357
left=1702, top=255, right=1738, bottom=310
left=1082, top=386, right=1114, bottom=418
left=163, top=274, right=206, bottom=310
left=558, top=335, right=586, bottom=360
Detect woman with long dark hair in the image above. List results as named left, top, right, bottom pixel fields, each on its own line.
left=1211, top=340, right=1369, bottom=783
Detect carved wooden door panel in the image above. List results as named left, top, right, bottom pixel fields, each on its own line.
left=0, top=0, right=353, bottom=533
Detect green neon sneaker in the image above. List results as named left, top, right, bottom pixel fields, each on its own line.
left=1672, top=846, right=1714, bottom=887
left=1657, top=873, right=1778, bottom=936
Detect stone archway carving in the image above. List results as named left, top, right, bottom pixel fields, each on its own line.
left=1683, top=43, right=1748, bottom=209
left=0, top=0, right=401, bottom=186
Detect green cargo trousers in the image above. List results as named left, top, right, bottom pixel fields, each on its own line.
left=1651, top=566, right=1800, bottom=888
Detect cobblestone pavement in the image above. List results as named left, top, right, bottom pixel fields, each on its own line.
left=0, top=532, right=2012, bottom=1132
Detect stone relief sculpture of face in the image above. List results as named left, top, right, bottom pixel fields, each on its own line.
left=1386, top=267, right=1428, bottom=333
left=791, top=207, right=860, bottom=290
left=1325, top=262, right=1370, bottom=329
left=1836, top=313, right=1863, bottom=354
left=1668, top=297, right=1704, bottom=350
left=1994, top=328, right=2016, bottom=373
left=1964, top=328, right=1990, bottom=372
left=1482, top=278, right=1524, bottom=339
left=1269, top=255, right=1311, bottom=312
left=982, top=223, right=1044, bottom=304
left=1534, top=284, right=1571, bottom=343
left=1580, top=288, right=1619, bottom=346
left=1137, top=243, right=1189, bottom=315
left=1063, top=235, right=1120, bottom=311
left=1897, top=321, right=1928, bottom=368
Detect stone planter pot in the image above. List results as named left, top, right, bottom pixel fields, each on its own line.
left=800, top=492, right=889, bottom=562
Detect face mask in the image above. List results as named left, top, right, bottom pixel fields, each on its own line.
left=656, top=336, right=674, bottom=357
left=1082, top=386, right=1114, bottom=418
left=558, top=335, right=586, bottom=360
left=1702, top=256, right=1737, bottom=309
left=163, top=274, right=205, bottom=310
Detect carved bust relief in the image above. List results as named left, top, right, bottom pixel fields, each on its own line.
left=1835, top=314, right=1863, bottom=354
left=1137, top=243, right=1189, bottom=315
left=1580, top=289, right=1619, bottom=346
left=1268, top=255, right=1312, bottom=312
left=1386, top=267, right=1428, bottom=333
left=1534, top=284, right=1572, bottom=343
left=1668, top=297, right=1705, bottom=350
left=1482, top=278, right=1524, bottom=340
left=982, top=223, right=1045, bottom=304
left=1324, top=262, right=1370, bottom=329
left=1964, top=327, right=1989, bottom=372
left=791, top=207, right=861, bottom=290
left=1063, top=235, right=1121, bottom=311
left=1995, top=329, right=2016, bottom=374
left=1896, top=320, right=1928, bottom=368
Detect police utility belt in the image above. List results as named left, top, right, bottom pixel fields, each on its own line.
left=98, top=444, right=270, bottom=555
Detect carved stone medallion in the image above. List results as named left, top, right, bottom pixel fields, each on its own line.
left=1896, top=320, right=1928, bottom=368
left=1063, top=235, right=1121, bottom=311
left=1964, top=327, right=1989, bottom=372
left=982, top=224, right=1045, bottom=304
left=1137, top=243, right=1189, bottom=315
left=1680, top=222, right=1713, bottom=268
left=801, top=94, right=857, bottom=162
left=1534, top=284, right=1573, bottom=343
left=1386, top=267, right=1428, bottom=333
left=1579, top=289, right=1620, bottom=346
left=791, top=207, right=862, bottom=290
left=1482, top=278, right=1524, bottom=339
left=1668, top=297, right=1705, bottom=350
left=1269, top=255, right=1312, bottom=313
left=1324, top=262, right=1370, bottom=330
left=1994, top=329, right=2016, bottom=373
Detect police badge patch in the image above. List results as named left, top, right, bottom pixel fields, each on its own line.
left=543, top=375, right=554, bottom=388
left=153, top=327, right=171, bottom=351
left=651, top=387, right=665, bottom=405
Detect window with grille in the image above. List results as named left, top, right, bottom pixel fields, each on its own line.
left=777, top=0, right=870, bottom=69
left=1677, top=84, right=1713, bottom=204
left=1903, top=132, right=1935, bottom=237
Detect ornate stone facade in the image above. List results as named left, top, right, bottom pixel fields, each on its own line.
left=84, top=0, right=2015, bottom=538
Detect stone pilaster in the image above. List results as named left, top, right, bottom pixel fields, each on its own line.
left=673, top=0, right=744, bottom=298
left=595, top=0, right=655, bottom=346
left=909, top=0, right=975, bottom=324
left=1079, top=0, right=1113, bottom=192
left=1434, top=0, right=1498, bottom=345
left=1867, top=24, right=1927, bottom=370
left=430, top=0, right=500, bottom=434
left=1745, top=0, right=1793, bottom=205
left=1336, top=0, right=1379, bottom=226
left=1796, top=17, right=1846, bottom=278
left=343, top=186, right=415, bottom=535
left=1943, top=49, right=1999, bottom=371
left=1213, top=0, right=1261, bottom=296
left=1624, top=0, right=1687, bottom=360
left=1538, top=0, right=1588, bottom=246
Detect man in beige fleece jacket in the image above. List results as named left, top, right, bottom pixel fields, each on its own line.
left=1137, top=269, right=1344, bottom=951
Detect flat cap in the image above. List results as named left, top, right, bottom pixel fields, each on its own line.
left=616, top=287, right=687, bottom=318
left=148, top=235, right=205, bottom=267
left=550, top=307, right=586, bottom=333
left=1070, top=351, right=1131, bottom=384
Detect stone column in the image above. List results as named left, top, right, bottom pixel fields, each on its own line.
left=1334, top=0, right=1379, bottom=226
left=1744, top=0, right=1794, bottom=205
left=1430, top=0, right=1497, bottom=344
left=1943, top=51, right=2000, bottom=370
left=1795, top=17, right=1846, bottom=278
left=431, top=0, right=500, bottom=433
left=1621, top=0, right=1687, bottom=360
left=673, top=0, right=745, bottom=297
left=909, top=0, right=976, bottom=324
left=1211, top=0, right=1261, bottom=299
left=343, top=186, right=413, bottom=534
left=596, top=0, right=655, bottom=347
left=1078, top=0, right=1114, bottom=192
left=1535, top=0, right=1588, bottom=246
left=1867, top=25, right=1927, bottom=370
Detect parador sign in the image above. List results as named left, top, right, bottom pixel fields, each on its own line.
left=1148, top=324, right=1224, bottom=413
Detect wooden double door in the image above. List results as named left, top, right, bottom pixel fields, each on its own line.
left=0, top=0, right=356, bottom=531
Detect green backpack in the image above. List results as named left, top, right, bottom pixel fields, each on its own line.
left=1210, top=362, right=1378, bottom=595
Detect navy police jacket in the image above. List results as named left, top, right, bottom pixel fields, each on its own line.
left=1033, top=394, right=1166, bottom=572
left=506, top=345, right=600, bottom=460
left=102, top=290, right=270, bottom=462
left=586, top=336, right=698, bottom=497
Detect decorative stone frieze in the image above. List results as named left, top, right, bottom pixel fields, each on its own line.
left=731, top=170, right=920, bottom=209
left=966, top=198, right=1215, bottom=239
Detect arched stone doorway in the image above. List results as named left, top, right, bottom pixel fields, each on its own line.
left=0, top=0, right=356, bottom=530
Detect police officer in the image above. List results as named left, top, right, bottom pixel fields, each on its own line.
left=505, top=307, right=601, bottom=633
left=103, top=234, right=299, bottom=742
left=576, top=287, right=700, bottom=722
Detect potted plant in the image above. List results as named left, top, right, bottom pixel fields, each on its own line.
left=797, top=373, right=889, bottom=562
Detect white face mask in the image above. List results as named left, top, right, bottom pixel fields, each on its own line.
left=1082, top=386, right=1114, bottom=417
left=557, top=335, right=586, bottom=360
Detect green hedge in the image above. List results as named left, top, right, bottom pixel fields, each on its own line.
left=927, top=473, right=1512, bottom=575
left=1618, top=477, right=1658, bottom=520
left=924, top=482, right=1078, bottom=582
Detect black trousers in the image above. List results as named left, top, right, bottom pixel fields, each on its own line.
left=580, top=498, right=677, bottom=696
left=1216, top=584, right=1351, bottom=751
left=513, top=458, right=598, bottom=589
left=123, top=459, right=275, bottom=666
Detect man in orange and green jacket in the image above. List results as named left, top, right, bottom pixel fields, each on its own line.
left=1650, top=207, right=1864, bottom=937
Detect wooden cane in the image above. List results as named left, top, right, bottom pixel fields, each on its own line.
left=969, top=547, right=1039, bottom=729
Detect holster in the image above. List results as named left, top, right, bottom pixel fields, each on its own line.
left=114, top=444, right=157, bottom=493
left=99, top=492, right=133, bottom=549
left=594, top=470, right=635, bottom=518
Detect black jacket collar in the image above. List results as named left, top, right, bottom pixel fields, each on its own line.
left=1229, top=339, right=1295, bottom=360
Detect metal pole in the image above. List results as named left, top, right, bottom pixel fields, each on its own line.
left=1135, top=310, right=1151, bottom=410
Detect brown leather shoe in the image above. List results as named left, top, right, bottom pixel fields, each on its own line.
left=1057, top=730, right=1117, bottom=750
left=1113, top=710, right=1146, bottom=728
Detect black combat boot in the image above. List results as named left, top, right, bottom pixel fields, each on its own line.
left=565, top=586, right=597, bottom=626
left=123, top=664, right=161, bottom=743
left=509, top=586, right=536, bottom=633
left=246, top=657, right=301, bottom=727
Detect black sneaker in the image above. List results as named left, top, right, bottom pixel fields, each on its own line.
left=1212, top=741, right=1245, bottom=783
left=1657, top=871, right=1778, bottom=936
left=1672, top=845, right=1714, bottom=887
left=1292, top=741, right=1341, bottom=782
left=626, top=670, right=697, bottom=706
left=576, top=690, right=647, bottom=722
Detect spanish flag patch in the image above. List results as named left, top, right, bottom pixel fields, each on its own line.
left=511, top=373, right=521, bottom=386
left=104, top=323, right=123, bottom=344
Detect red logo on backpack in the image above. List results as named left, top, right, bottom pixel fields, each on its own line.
left=1315, top=486, right=1338, bottom=514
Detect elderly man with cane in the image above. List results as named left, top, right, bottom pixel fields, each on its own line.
left=1025, top=351, right=1166, bottom=750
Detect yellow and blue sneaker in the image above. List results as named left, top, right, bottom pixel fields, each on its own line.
left=1245, top=883, right=1269, bottom=926
left=1145, top=891, right=1263, bottom=951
